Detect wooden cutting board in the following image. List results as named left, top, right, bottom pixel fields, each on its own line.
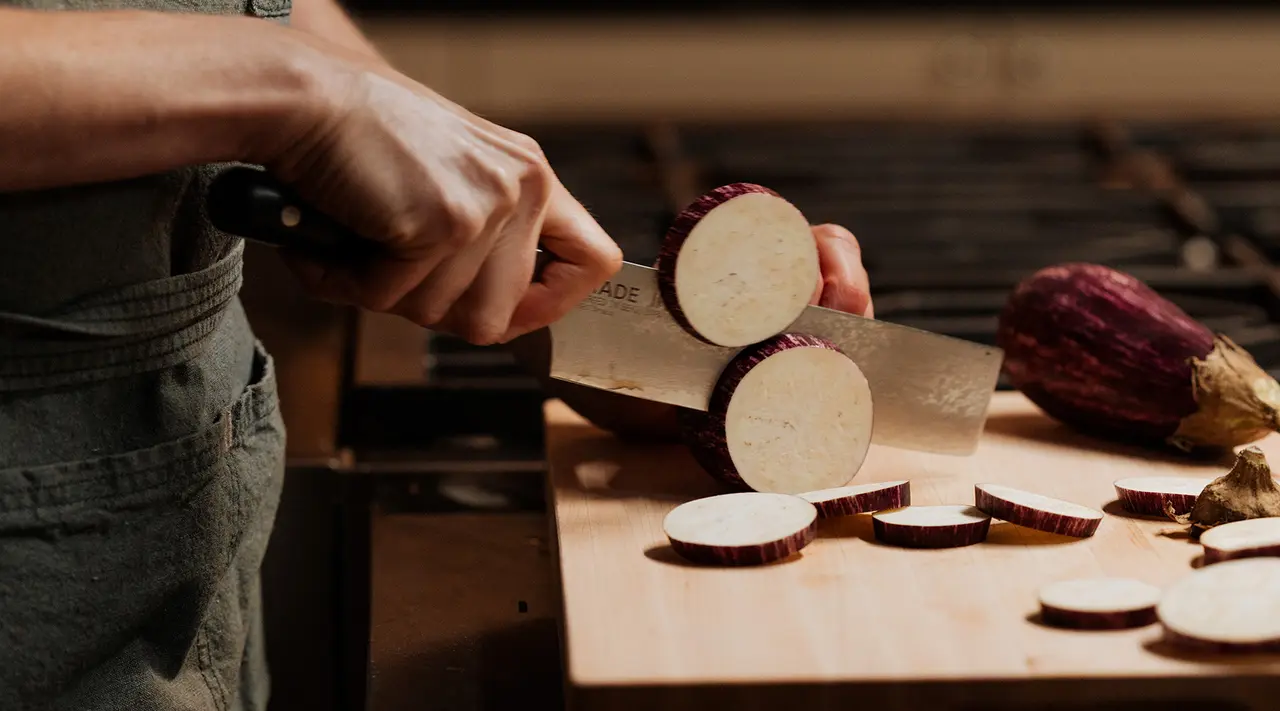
left=544, top=392, right=1280, bottom=711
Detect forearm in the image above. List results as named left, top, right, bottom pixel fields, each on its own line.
left=291, top=0, right=384, bottom=62
left=0, top=9, right=328, bottom=192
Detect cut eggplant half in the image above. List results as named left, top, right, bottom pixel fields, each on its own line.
left=677, top=333, right=874, bottom=495
left=974, top=483, right=1103, bottom=538
left=1113, top=476, right=1212, bottom=517
left=1200, top=517, right=1280, bottom=565
left=1037, top=577, right=1161, bottom=630
left=1157, top=558, right=1280, bottom=652
left=655, top=183, right=819, bottom=347
left=662, top=492, right=818, bottom=566
left=871, top=505, right=991, bottom=549
left=799, top=480, right=910, bottom=518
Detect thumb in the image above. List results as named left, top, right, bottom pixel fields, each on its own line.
left=812, top=223, right=873, bottom=318
left=503, top=183, right=622, bottom=340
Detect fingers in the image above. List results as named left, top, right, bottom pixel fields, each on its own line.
left=277, top=70, right=625, bottom=346
left=809, top=263, right=824, bottom=306
left=812, top=223, right=874, bottom=318
left=436, top=236, right=538, bottom=345
left=277, top=247, right=440, bottom=311
left=439, top=166, right=555, bottom=345
left=502, top=182, right=623, bottom=341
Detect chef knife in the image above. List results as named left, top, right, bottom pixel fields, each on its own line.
left=206, top=166, right=1005, bottom=456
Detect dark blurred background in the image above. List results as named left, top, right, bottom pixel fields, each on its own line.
left=244, top=6, right=1280, bottom=711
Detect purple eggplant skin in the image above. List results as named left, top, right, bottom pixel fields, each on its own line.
left=654, top=182, right=785, bottom=345
left=669, top=524, right=816, bottom=566
left=807, top=482, right=911, bottom=519
left=871, top=516, right=991, bottom=549
left=996, top=263, right=1280, bottom=452
left=675, top=407, right=746, bottom=489
left=1040, top=604, right=1158, bottom=631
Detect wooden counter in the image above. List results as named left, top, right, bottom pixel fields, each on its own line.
left=544, top=392, right=1280, bottom=710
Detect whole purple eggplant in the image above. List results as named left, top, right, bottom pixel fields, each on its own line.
left=996, top=263, right=1280, bottom=452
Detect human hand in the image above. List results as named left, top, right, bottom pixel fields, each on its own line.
left=507, top=223, right=874, bottom=441
left=807, top=223, right=874, bottom=318
left=260, top=52, right=622, bottom=346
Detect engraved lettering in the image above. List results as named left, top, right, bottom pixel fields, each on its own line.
left=596, top=281, right=641, bottom=304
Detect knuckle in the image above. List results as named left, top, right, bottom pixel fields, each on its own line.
left=389, top=288, right=448, bottom=328
left=420, top=302, right=452, bottom=328
left=844, top=232, right=863, bottom=253
left=494, top=171, right=523, bottom=210
left=507, top=133, right=554, bottom=200
left=599, top=242, right=624, bottom=276
left=511, top=131, right=546, bottom=159
left=440, top=200, right=487, bottom=247
left=404, top=301, right=448, bottom=329
left=385, top=213, right=428, bottom=247
left=365, top=288, right=402, bottom=313
left=461, top=319, right=504, bottom=347
left=521, top=161, right=555, bottom=206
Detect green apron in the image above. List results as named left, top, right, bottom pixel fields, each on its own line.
left=0, top=2, right=293, bottom=710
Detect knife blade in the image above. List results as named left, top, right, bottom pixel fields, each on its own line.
left=553, top=259, right=1003, bottom=455
left=206, top=166, right=1005, bottom=456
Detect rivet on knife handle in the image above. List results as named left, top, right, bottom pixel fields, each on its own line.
left=206, top=166, right=378, bottom=260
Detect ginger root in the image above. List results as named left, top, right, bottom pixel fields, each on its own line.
left=1166, top=446, right=1280, bottom=539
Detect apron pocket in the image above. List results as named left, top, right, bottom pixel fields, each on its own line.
left=0, top=341, right=285, bottom=711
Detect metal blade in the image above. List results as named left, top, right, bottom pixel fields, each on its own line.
left=548, top=261, right=1004, bottom=455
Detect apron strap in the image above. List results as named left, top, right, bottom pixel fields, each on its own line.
left=0, top=242, right=245, bottom=391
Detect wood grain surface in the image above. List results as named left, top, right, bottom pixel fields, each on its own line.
left=545, top=392, right=1280, bottom=710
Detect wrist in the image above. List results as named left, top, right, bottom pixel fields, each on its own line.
left=232, top=21, right=355, bottom=170
left=289, top=0, right=388, bottom=66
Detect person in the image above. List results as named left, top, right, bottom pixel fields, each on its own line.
left=0, top=1, right=874, bottom=710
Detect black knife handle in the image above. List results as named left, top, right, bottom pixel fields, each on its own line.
left=206, top=166, right=558, bottom=274
left=206, top=166, right=380, bottom=261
